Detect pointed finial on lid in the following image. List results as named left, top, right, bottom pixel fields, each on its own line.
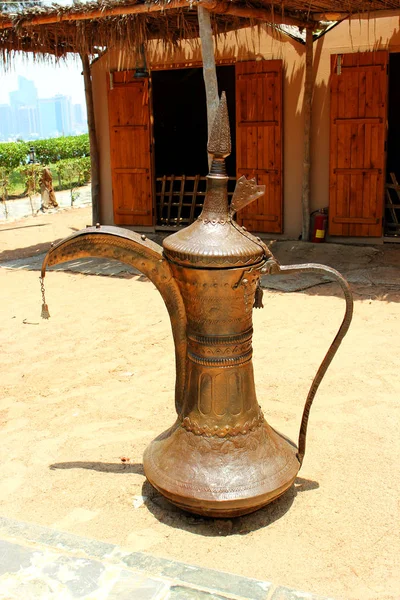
left=207, top=92, right=231, bottom=161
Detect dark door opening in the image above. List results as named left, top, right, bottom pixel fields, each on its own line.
left=386, top=53, right=400, bottom=237
left=151, top=65, right=236, bottom=227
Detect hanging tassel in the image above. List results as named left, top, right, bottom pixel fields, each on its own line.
left=39, top=277, right=50, bottom=319
left=41, top=303, right=50, bottom=319
left=253, top=281, right=264, bottom=309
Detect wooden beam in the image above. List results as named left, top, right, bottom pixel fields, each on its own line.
left=0, top=0, right=192, bottom=30
left=0, top=0, right=305, bottom=31
left=311, top=12, right=349, bottom=21
left=312, top=8, right=400, bottom=21
left=80, top=52, right=100, bottom=225
left=301, top=27, right=313, bottom=242
left=202, top=1, right=306, bottom=27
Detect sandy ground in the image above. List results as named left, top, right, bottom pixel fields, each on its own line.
left=0, top=207, right=399, bottom=600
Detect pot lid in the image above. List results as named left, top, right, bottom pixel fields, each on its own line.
left=163, top=93, right=271, bottom=269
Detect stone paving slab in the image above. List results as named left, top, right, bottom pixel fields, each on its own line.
left=260, top=265, right=400, bottom=292
left=2, top=250, right=400, bottom=294
left=0, top=253, right=139, bottom=277
left=0, top=517, right=334, bottom=600
left=0, top=538, right=169, bottom=599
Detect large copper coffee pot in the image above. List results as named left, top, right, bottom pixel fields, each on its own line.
left=41, top=95, right=353, bottom=517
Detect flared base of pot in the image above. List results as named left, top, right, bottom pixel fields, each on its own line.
left=143, top=420, right=300, bottom=518
left=147, top=476, right=296, bottom=518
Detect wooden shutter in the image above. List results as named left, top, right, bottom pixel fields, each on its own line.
left=235, top=60, right=283, bottom=233
left=107, top=71, right=153, bottom=226
left=329, top=51, right=388, bottom=237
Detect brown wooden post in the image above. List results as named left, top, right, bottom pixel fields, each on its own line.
left=80, top=52, right=100, bottom=225
left=301, top=26, right=313, bottom=242
left=197, top=5, right=219, bottom=165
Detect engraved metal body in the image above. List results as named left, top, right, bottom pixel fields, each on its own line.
left=41, top=93, right=353, bottom=517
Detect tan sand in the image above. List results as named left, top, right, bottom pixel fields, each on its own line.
left=0, top=207, right=399, bottom=600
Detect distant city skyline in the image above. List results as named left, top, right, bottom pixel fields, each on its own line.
left=0, top=74, right=87, bottom=141
left=0, top=54, right=86, bottom=106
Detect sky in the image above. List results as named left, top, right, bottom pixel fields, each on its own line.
left=0, top=54, right=86, bottom=106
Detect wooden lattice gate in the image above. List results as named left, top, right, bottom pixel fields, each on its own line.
left=155, top=175, right=236, bottom=227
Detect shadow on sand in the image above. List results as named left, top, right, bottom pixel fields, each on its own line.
left=49, top=459, right=318, bottom=536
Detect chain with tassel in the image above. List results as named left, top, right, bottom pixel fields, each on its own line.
left=253, top=280, right=264, bottom=309
left=40, top=276, right=50, bottom=319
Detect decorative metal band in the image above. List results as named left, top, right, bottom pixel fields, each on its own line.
left=200, top=217, right=229, bottom=225
left=188, top=341, right=252, bottom=359
left=181, top=413, right=264, bottom=437
left=188, top=315, right=251, bottom=326
left=187, top=328, right=253, bottom=346
left=164, top=248, right=262, bottom=267
left=188, top=349, right=253, bottom=367
left=178, top=279, right=257, bottom=289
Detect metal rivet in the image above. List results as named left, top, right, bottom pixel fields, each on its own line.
left=141, top=234, right=147, bottom=241
left=96, top=223, right=101, bottom=229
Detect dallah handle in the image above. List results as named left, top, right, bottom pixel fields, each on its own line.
left=264, top=261, right=353, bottom=466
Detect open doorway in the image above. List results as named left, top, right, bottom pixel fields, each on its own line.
left=385, top=53, right=400, bottom=237
left=151, top=65, right=236, bottom=227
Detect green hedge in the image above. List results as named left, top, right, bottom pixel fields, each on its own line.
left=55, top=157, right=91, bottom=187
left=33, top=134, right=89, bottom=164
left=0, top=134, right=89, bottom=170
left=0, top=141, right=30, bottom=170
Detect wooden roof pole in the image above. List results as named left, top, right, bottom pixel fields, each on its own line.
left=312, top=12, right=349, bottom=21
left=0, top=0, right=191, bottom=28
left=312, top=9, right=400, bottom=20
left=204, top=1, right=305, bottom=27
left=198, top=4, right=219, bottom=167
left=80, top=52, right=100, bottom=225
left=0, top=0, right=306, bottom=30
left=301, top=26, right=313, bottom=242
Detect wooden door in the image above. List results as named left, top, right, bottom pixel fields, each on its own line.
left=329, top=51, right=388, bottom=237
left=235, top=60, right=283, bottom=233
left=107, top=71, right=153, bottom=226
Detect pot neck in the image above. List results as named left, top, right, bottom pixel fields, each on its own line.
left=199, top=158, right=230, bottom=224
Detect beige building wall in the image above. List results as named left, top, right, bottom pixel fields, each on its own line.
left=91, top=10, right=400, bottom=238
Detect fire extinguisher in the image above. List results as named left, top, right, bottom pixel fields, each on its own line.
left=310, top=208, right=328, bottom=243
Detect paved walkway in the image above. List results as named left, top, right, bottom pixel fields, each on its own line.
left=0, top=185, right=91, bottom=223
left=1, top=238, right=400, bottom=295
left=0, top=517, right=331, bottom=600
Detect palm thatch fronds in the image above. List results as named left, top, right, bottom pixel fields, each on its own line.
left=0, top=0, right=399, bottom=62
left=0, top=2, right=251, bottom=61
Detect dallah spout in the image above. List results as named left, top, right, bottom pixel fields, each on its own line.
left=40, top=225, right=187, bottom=415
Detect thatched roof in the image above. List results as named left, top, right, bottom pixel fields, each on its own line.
left=0, top=0, right=399, bottom=60
left=0, top=2, right=240, bottom=58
